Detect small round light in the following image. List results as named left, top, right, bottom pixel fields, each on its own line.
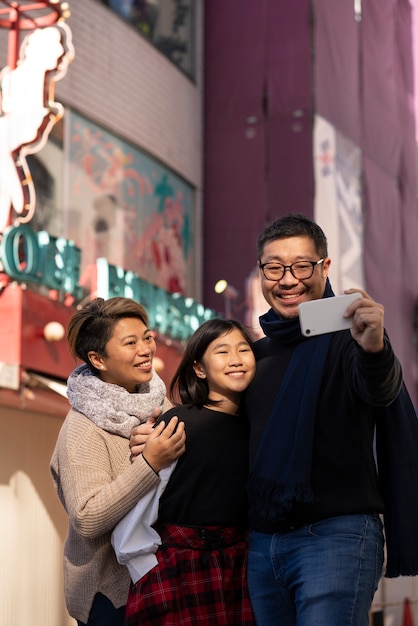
left=214, top=279, right=228, bottom=295
left=43, top=321, right=65, bottom=342
left=153, top=357, right=165, bottom=373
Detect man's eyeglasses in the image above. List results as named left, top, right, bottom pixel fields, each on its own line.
left=259, top=259, right=325, bottom=281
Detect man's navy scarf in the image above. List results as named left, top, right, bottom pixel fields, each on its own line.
left=247, top=280, right=418, bottom=577
left=376, top=387, right=418, bottom=577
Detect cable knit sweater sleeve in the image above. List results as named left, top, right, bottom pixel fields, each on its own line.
left=50, top=409, right=161, bottom=539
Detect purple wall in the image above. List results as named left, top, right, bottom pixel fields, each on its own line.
left=315, top=0, right=418, bottom=402
left=204, top=0, right=418, bottom=403
left=203, top=0, right=313, bottom=315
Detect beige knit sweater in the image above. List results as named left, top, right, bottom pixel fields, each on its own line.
left=50, top=409, right=161, bottom=623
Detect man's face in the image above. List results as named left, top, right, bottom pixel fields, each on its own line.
left=259, top=235, right=331, bottom=320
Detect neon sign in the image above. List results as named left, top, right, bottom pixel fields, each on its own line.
left=0, top=22, right=74, bottom=233
left=0, top=224, right=82, bottom=297
left=0, top=225, right=217, bottom=340
left=95, top=258, right=217, bottom=340
left=0, top=13, right=216, bottom=341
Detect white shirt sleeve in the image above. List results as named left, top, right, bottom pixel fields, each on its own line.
left=111, top=461, right=177, bottom=583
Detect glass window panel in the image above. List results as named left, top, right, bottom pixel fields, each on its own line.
left=102, top=0, right=195, bottom=79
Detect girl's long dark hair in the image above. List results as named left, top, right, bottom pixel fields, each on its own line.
left=169, top=318, right=254, bottom=407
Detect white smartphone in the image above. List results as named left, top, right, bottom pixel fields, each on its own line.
left=298, top=292, right=362, bottom=337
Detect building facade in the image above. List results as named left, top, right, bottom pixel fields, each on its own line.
left=203, top=1, right=418, bottom=623
left=204, top=0, right=418, bottom=412
left=1, top=2, right=418, bottom=624
left=0, top=2, right=204, bottom=624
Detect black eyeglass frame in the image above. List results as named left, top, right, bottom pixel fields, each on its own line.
left=259, top=258, right=325, bottom=281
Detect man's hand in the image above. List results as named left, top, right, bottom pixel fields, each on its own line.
left=344, top=288, right=385, bottom=353
left=142, top=416, right=186, bottom=473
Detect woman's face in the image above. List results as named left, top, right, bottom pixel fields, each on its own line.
left=89, top=317, right=156, bottom=393
left=193, top=328, right=256, bottom=405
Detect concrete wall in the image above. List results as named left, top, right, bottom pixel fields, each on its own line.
left=0, top=4, right=204, bottom=624
left=0, top=402, right=74, bottom=626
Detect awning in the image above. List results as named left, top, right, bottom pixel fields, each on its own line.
left=22, top=371, right=68, bottom=398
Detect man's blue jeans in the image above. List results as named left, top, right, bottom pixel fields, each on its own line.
left=247, top=513, right=384, bottom=626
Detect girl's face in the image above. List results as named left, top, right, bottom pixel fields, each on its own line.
left=88, top=317, right=156, bottom=393
left=193, top=328, right=256, bottom=407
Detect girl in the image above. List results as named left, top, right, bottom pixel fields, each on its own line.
left=114, top=318, right=257, bottom=625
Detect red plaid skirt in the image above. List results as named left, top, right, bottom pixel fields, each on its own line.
left=124, top=523, right=255, bottom=626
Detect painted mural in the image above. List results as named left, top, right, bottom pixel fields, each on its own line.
left=66, top=111, right=194, bottom=295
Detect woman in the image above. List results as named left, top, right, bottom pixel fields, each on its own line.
left=114, top=318, right=257, bottom=625
left=50, top=297, right=186, bottom=626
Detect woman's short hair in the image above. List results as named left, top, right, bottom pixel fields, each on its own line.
left=67, top=297, right=149, bottom=371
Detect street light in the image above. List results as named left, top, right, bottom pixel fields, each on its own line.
left=214, top=279, right=239, bottom=318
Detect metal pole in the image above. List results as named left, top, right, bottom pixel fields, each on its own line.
left=7, top=5, right=18, bottom=69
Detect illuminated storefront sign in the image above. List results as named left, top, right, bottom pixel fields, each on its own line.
left=0, top=225, right=216, bottom=340
left=0, top=16, right=213, bottom=341
left=0, top=225, right=82, bottom=296
left=0, top=22, right=74, bottom=234
left=95, top=258, right=216, bottom=340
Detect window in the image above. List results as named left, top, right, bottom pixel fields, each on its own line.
left=101, top=0, right=195, bottom=78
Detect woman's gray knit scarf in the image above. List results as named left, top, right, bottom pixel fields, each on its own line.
left=66, top=363, right=166, bottom=438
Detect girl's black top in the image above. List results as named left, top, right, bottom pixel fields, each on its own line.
left=156, top=405, right=250, bottom=527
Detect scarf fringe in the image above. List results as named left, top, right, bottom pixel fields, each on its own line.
left=385, top=555, right=418, bottom=578
left=247, top=475, right=315, bottom=523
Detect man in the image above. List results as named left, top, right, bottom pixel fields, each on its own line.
left=129, top=213, right=418, bottom=625
left=244, top=213, right=417, bottom=626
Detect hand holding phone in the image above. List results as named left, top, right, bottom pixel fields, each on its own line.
left=298, top=292, right=362, bottom=337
